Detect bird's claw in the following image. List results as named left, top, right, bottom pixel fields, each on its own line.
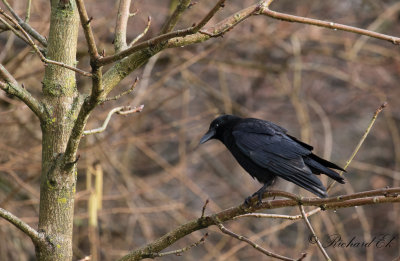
left=244, top=193, right=263, bottom=207
left=244, top=196, right=252, bottom=206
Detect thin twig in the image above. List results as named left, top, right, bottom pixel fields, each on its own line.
left=128, top=16, right=151, bottom=47
left=194, top=0, right=226, bottom=31
left=0, top=8, right=91, bottom=76
left=83, top=105, right=144, bottom=135
left=24, top=0, right=31, bottom=22
left=216, top=222, right=306, bottom=261
left=260, top=5, right=400, bottom=45
left=235, top=207, right=321, bottom=220
left=104, top=76, right=139, bottom=102
left=0, top=15, right=31, bottom=46
left=0, top=207, right=46, bottom=248
left=327, top=102, right=387, bottom=191
left=299, top=205, right=330, bottom=261
left=75, top=0, right=99, bottom=60
left=117, top=104, right=144, bottom=115
left=1, top=0, right=47, bottom=46
left=114, top=0, right=132, bottom=52
left=201, top=199, right=209, bottom=218
left=148, top=234, right=208, bottom=258
left=161, top=0, right=191, bottom=33
left=97, top=0, right=226, bottom=66
left=167, top=3, right=262, bottom=48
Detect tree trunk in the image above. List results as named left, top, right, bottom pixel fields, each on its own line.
left=37, top=0, right=80, bottom=260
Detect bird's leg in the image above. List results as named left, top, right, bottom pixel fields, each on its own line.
left=244, top=183, right=270, bottom=206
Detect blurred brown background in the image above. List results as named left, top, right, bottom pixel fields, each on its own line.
left=1, top=0, right=400, bottom=260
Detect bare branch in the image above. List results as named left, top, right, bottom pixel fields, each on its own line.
left=24, top=0, right=32, bottom=22
left=128, top=16, right=151, bottom=47
left=1, top=0, right=47, bottom=46
left=75, top=0, right=100, bottom=60
left=194, top=0, right=226, bottom=32
left=0, top=63, right=18, bottom=85
left=201, top=199, right=209, bottom=219
left=83, top=104, right=143, bottom=136
left=0, top=15, right=31, bottom=46
left=0, top=64, right=44, bottom=120
left=116, top=104, right=144, bottom=115
left=327, top=102, right=387, bottom=191
left=235, top=207, right=321, bottom=220
left=114, top=0, right=132, bottom=52
left=299, top=205, right=330, bottom=260
left=161, top=0, right=191, bottom=34
left=104, top=76, right=139, bottom=102
left=97, top=0, right=227, bottom=66
left=216, top=222, right=305, bottom=261
left=0, top=207, right=47, bottom=248
left=118, top=187, right=400, bottom=261
left=148, top=234, right=208, bottom=258
left=0, top=8, right=92, bottom=77
left=260, top=4, right=400, bottom=45
left=166, top=3, right=262, bottom=48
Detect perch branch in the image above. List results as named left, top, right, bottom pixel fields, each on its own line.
left=299, top=205, right=330, bottom=260
left=148, top=234, right=208, bottom=258
left=118, top=187, right=400, bottom=261
left=235, top=207, right=321, bottom=220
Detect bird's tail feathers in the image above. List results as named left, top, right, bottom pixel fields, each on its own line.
left=269, top=161, right=328, bottom=198
left=309, top=153, right=345, bottom=171
left=304, top=156, right=345, bottom=184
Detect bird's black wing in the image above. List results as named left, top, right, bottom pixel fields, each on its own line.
left=232, top=119, right=328, bottom=197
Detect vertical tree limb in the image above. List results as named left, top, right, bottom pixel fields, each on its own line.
left=114, top=0, right=132, bottom=52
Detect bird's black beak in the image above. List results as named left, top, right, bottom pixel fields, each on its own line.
left=199, top=129, right=216, bottom=144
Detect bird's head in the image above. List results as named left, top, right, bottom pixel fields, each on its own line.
left=199, top=114, right=241, bottom=144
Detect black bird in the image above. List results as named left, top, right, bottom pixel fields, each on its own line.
left=200, top=115, right=345, bottom=204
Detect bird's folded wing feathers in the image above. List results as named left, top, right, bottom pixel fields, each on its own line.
left=232, top=130, right=328, bottom=197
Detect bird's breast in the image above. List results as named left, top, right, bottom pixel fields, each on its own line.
left=222, top=137, right=275, bottom=184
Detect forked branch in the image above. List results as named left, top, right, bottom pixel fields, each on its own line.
left=0, top=8, right=91, bottom=76
left=97, top=0, right=226, bottom=66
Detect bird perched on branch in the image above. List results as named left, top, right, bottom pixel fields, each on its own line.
left=200, top=115, right=345, bottom=205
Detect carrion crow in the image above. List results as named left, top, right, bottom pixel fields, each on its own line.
left=200, top=115, right=345, bottom=204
